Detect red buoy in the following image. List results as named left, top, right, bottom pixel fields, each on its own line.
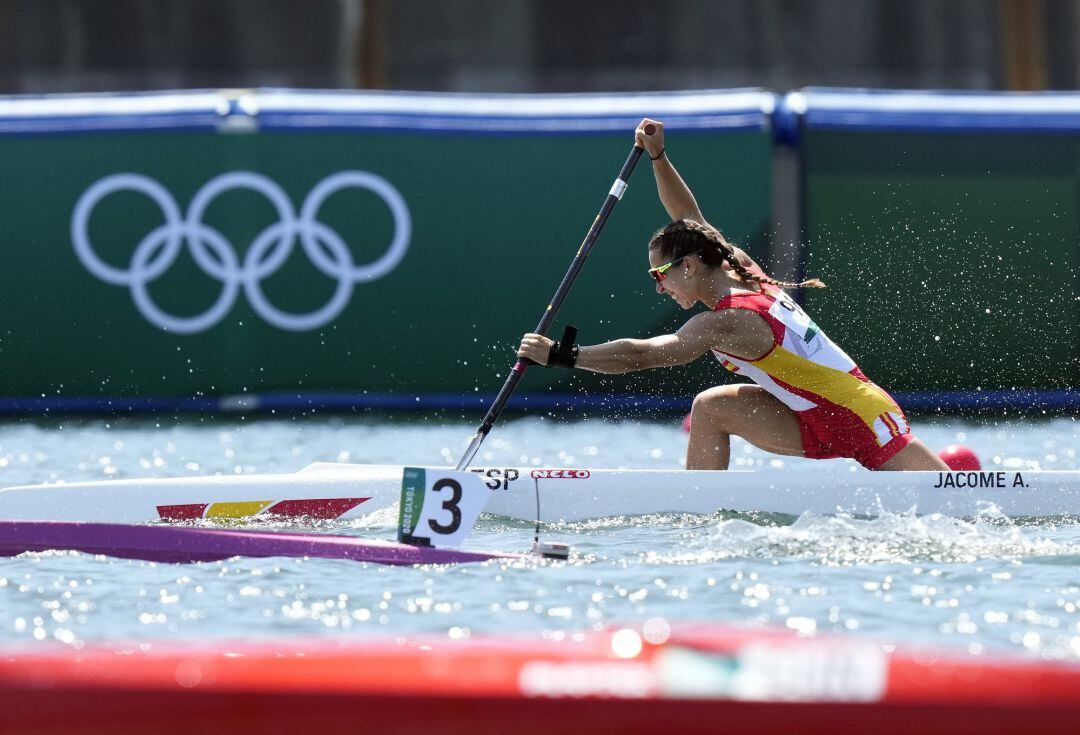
left=939, top=444, right=981, bottom=471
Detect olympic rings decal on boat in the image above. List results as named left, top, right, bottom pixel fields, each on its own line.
left=70, top=171, right=412, bottom=333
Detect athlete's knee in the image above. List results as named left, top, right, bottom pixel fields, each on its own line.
left=690, top=386, right=742, bottom=428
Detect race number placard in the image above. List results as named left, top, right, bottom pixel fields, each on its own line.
left=398, top=467, right=491, bottom=548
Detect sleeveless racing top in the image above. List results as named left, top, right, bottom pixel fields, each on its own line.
left=711, top=283, right=909, bottom=447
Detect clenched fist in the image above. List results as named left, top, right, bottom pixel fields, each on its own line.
left=517, top=332, right=554, bottom=365
left=635, top=118, right=664, bottom=159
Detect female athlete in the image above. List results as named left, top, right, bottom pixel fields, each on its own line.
left=518, top=118, right=948, bottom=472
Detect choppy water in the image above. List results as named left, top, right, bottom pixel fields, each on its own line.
left=1, top=415, right=1079, bottom=659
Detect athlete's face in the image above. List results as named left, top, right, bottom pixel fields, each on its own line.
left=648, top=249, right=698, bottom=309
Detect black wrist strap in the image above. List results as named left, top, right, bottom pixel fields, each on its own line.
left=649, top=147, right=666, bottom=161
left=546, top=325, right=579, bottom=369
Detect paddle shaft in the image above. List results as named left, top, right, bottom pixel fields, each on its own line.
left=456, top=137, right=649, bottom=470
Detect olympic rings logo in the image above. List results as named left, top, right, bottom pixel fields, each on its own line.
left=71, top=171, right=411, bottom=333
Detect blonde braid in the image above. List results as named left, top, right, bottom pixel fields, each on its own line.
left=698, top=222, right=825, bottom=290
left=717, top=246, right=826, bottom=290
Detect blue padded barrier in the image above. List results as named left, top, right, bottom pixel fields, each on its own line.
left=0, top=91, right=239, bottom=136
left=255, top=88, right=776, bottom=135
left=777, top=88, right=1080, bottom=143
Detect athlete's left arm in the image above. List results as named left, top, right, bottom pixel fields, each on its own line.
left=518, top=312, right=728, bottom=375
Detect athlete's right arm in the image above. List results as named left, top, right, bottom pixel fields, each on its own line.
left=635, top=118, right=709, bottom=226
left=517, top=311, right=770, bottom=373
left=572, top=311, right=743, bottom=374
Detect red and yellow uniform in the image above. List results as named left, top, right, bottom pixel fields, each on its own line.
left=712, top=284, right=913, bottom=469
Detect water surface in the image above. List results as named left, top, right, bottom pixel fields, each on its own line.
left=1, top=415, right=1078, bottom=660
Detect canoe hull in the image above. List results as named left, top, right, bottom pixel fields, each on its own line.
left=2, top=463, right=1078, bottom=523
left=0, top=519, right=513, bottom=565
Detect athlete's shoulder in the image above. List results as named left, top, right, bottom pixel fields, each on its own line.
left=687, top=307, right=777, bottom=360
left=685, top=306, right=769, bottom=336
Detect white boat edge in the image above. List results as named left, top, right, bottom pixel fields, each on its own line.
left=2, top=462, right=1079, bottom=523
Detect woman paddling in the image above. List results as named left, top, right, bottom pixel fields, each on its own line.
left=518, top=118, right=948, bottom=472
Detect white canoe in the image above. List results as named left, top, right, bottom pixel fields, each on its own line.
left=1, top=463, right=1079, bottom=523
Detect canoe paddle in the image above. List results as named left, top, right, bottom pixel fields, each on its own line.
left=456, top=125, right=653, bottom=470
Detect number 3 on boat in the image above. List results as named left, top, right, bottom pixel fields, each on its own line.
left=398, top=468, right=490, bottom=548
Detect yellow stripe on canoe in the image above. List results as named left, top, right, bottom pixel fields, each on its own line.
left=204, top=500, right=274, bottom=519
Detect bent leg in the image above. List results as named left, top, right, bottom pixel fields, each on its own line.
left=875, top=437, right=950, bottom=471
left=686, top=385, right=806, bottom=470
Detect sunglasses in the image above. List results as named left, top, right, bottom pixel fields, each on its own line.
left=648, top=251, right=702, bottom=284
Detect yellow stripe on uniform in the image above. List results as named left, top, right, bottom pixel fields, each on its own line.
left=755, top=348, right=898, bottom=431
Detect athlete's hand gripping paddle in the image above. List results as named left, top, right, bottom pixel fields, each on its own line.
left=456, top=125, right=654, bottom=470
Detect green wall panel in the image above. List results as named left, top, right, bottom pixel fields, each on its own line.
left=801, top=132, right=1080, bottom=393
left=0, top=128, right=772, bottom=401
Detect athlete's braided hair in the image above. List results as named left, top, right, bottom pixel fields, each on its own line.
left=648, top=219, right=825, bottom=290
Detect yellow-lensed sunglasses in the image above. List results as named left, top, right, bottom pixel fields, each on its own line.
left=648, top=250, right=702, bottom=284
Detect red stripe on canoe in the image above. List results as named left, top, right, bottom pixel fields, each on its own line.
left=265, top=497, right=369, bottom=519
left=156, top=503, right=209, bottom=521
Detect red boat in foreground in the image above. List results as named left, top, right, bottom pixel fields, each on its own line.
left=0, top=622, right=1077, bottom=735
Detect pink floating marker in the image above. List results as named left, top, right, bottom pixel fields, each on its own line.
left=0, top=521, right=518, bottom=566
left=939, top=444, right=982, bottom=471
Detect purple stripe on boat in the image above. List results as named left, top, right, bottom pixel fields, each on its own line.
left=0, top=521, right=517, bottom=566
